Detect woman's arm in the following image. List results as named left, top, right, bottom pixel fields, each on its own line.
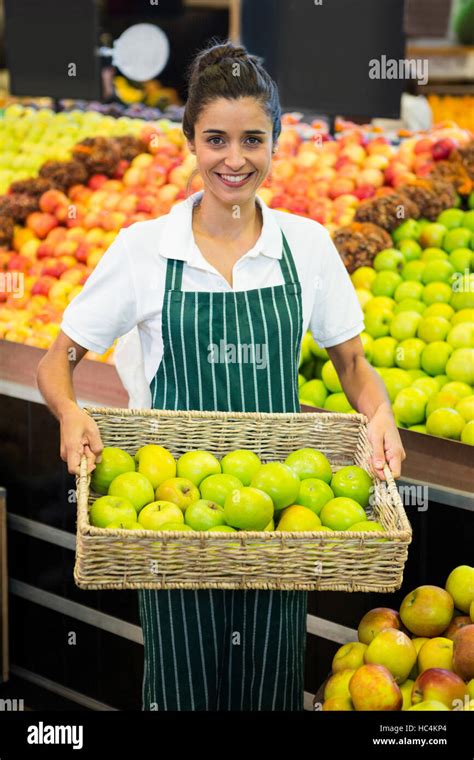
left=36, top=331, right=104, bottom=476
left=326, top=335, right=406, bottom=479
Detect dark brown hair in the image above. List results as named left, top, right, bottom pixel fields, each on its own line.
left=183, top=38, right=281, bottom=196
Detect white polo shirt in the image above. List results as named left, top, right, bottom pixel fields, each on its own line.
left=61, top=190, right=364, bottom=407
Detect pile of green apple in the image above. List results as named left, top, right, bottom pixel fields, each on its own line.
left=300, top=206, right=474, bottom=444
left=320, top=564, right=474, bottom=711
left=88, top=444, right=384, bottom=536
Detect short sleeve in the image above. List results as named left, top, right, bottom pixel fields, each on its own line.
left=309, top=229, right=364, bottom=348
left=61, top=230, right=138, bottom=353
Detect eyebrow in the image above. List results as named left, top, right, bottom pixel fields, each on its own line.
left=202, top=129, right=268, bottom=135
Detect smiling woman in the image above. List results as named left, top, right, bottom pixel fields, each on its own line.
left=36, top=36, right=405, bottom=715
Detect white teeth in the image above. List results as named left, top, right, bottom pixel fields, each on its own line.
left=218, top=173, right=251, bottom=183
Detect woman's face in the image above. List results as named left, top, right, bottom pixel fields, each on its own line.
left=188, top=96, right=276, bottom=203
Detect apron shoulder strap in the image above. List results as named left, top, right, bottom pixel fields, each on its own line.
left=164, top=258, right=184, bottom=290
left=280, top=230, right=300, bottom=285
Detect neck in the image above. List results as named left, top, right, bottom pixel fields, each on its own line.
left=192, top=191, right=261, bottom=240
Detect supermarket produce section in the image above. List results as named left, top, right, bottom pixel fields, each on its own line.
left=0, top=105, right=473, bottom=710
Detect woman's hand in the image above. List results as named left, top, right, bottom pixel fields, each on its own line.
left=367, top=402, right=406, bottom=480
left=59, top=400, right=104, bottom=476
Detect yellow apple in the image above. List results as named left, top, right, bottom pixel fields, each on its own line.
left=322, top=696, right=353, bottom=711
left=412, top=668, right=468, bottom=709
left=357, top=607, right=402, bottom=644
left=445, top=565, right=474, bottom=614
left=408, top=700, right=450, bottom=711
left=400, top=678, right=415, bottom=710
left=399, top=585, right=454, bottom=637
left=332, top=642, right=367, bottom=673
left=418, top=637, right=454, bottom=672
left=409, top=637, right=430, bottom=680
left=135, top=444, right=176, bottom=490
left=364, top=628, right=417, bottom=684
left=323, top=669, right=356, bottom=701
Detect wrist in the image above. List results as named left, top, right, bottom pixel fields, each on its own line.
left=58, top=398, right=79, bottom=421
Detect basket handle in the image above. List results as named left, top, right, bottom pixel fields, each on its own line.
left=382, top=462, right=400, bottom=500
left=76, top=453, right=91, bottom=488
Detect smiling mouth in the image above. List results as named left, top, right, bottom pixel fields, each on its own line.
left=214, top=171, right=255, bottom=187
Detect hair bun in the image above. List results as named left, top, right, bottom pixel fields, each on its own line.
left=195, top=42, right=249, bottom=76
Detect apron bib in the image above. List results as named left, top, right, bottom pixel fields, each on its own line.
left=138, top=229, right=307, bottom=711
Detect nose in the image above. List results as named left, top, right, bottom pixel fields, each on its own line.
left=223, top=142, right=247, bottom=172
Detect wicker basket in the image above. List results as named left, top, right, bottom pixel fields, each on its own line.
left=74, top=407, right=412, bottom=592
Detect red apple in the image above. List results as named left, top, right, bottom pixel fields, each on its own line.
left=412, top=668, right=468, bottom=709
left=452, top=625, right=474, bottom=681
left=26, top=212, right=58, bottom=240
left=432, top=138, right=457, bottom=161
left=31, top=275, right=56, bottom=295
left=88, top=174, right=109, bottom=191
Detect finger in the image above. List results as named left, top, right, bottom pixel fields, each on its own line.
left=86, top=426, right=103, bottom=462
left=387, top=453, right=402, bottom=479
left=83, top=444, right=97, bottom=474
left=67, top=446, right=83, bottom=476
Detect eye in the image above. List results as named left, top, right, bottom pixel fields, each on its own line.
left=245, top=136, right=262, bottom=145
left=207, top=136, right=224, bottom=145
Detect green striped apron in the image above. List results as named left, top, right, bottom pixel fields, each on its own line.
left=137, top=229, right=307, bottom=711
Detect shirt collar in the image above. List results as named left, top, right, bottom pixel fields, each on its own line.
left=157, top=190, right=283, bottom=262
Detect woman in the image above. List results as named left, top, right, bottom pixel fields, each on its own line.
left=37, top=41, right=406, bottom=711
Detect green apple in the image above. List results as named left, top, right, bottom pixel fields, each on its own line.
left=373, top=248, right=405, bottom=272
left=402, top=260, right=426, bottom=282
left=351, top=266, right=377, bottom=290
left=446, top=348, right=474, bottom=385
left=411, top=377, right=439, bottom=399
left=223, top=487, right=274, bottom=530
left=285, top=448, right=333, bottom=482
left=419, top=222, right=446, bottom=249
left=393, top=387, right=428, bottom=425
left=422, top=302, right=454, bottom=320
left=330, top=465, right=372, bottom=508
left=456, top=394, right=474, bottom=422
left=422, top=282, right=453, bottom=306
left=356, top=288, right=373, bottom=309
left=159, top=522, right=194, bottom=531
left=324, top=393, right=354, bottom=412
left=207, top=524, right=237, bottom=532
left=447, top=322, right=474, bottom=349
left=421, top=341, right=453, bottom=375
left=155, top=477, right=200, bottom=512
left=383, top=368, right=412, bottom=402
left=320, top=497, right=366, bottom=530
left=364, top=296, right=396, bottom=314
left=138, top=500, right=184, bottom=530
left=364, top=309, right=393, bottom=339
left=421, top=260, right=455, bottom=285
left=276, top=505, right=322, bottom=531
left=443, top=381, right=472, bottom=400
left=177, top=450, right=221, bottom=486
left=372, top=336, right=397, bottom=367
left=90, top=447, right=135, bottom=495
left=395, top=338, right=427, bottom=370
left=417, top=316, right=451, bottom=343
left=421, top=247, right=448, bottom=262
left=406, top=369, right=428, bottom=380
left=200, top=473, right=243, bottom=507
left=462, top=420, right=474, bottom=444
left=105, top=518, right=142, bottom=530
left=250, top=462, right=300, bottom=510
left=426, top=390, right=460, bottom=417
left=449, top=248, right=472, bottom=274
left=108, top=472, right=155, bottom=513
left=463, top=209, right=474, bottom=231
left=450, top=273, right=474, bottom=311
left=349, top=520, right=385, bottom=533
left=408, top=424, right=427, bottom=433
left=296, top=478, right=334, bottom=516
left=437, top=209, right=464, bottom=229
left=392, top=219, right=421, bottom=242
left=264, top=519, right=274, bottom=531
left=89, top=495, right=137, bottom=528
left=390, top=312, right=422, bottom=341
left=360, top=331, right=374, bottom=361
left=184, top=499, right=226, bottom=530
left=299, top=379, right=328, bottom=407
left=371, top=271, right=402, bottom=298
left=321, top=360, right=342, bottom=392
left=134, top=444, right=176, bottom=490
left=394, top=280, right=424, bottom=302
left=426, top=408, right=465, bottom=440
left=393, top=298, right=426, bottom=315
left=220, top=449, right=261, bottom=486
left=444, top=227, right=471, bottom=253
left=298, top=373, right=305, bottom=387
left=398, top=239, right=422, bottom=261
